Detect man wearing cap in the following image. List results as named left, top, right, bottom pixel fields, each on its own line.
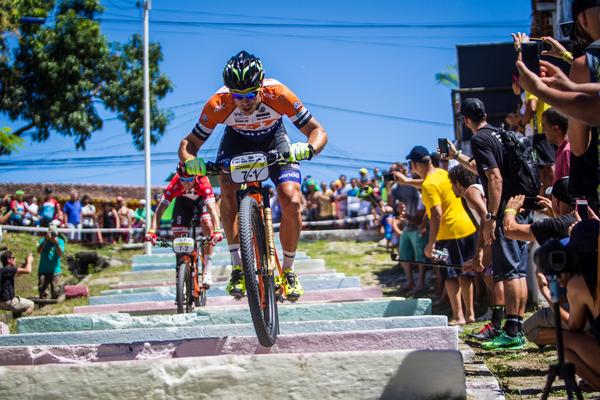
left=462, top=97, right=531, bottom=350
left=503, top=177, right=577, bottom=245
left=396, top=146, right=477, bottom=325
left=9, top=190, right=27, bottom=226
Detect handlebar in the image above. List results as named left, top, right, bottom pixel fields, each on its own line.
left=204, top=150, right=289, bottom=176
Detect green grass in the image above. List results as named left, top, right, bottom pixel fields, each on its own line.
left=1, top=232, right=144, bottom=323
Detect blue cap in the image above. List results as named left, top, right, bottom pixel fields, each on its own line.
left=406, top=146, right=431, bottom=163
left=560, top=219, right=599, bottom=253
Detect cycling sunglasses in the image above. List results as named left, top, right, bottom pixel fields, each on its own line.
left=180, top=175, right=195, bottom=183
left=231, top=90, right=259, bottom=101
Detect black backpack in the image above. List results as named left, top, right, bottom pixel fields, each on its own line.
left=488, top=126, right=541, bottom=199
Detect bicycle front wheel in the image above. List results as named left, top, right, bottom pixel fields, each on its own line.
left=239, top=195, right=278, bottom=347
left=176, top=261, right=192, bottom=313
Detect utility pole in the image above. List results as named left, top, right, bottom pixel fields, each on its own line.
left=143, top=0, right=152, bottom=255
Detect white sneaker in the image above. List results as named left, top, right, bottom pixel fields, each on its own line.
left=202, top=272, right=213, bottom=286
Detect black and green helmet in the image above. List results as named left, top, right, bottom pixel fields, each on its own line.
left=223, top=51, right=265, bottom=93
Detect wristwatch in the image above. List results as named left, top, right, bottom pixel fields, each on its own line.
left=485, top=212, right=497, bottom=222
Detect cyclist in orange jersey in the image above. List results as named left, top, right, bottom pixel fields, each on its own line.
left=178, top=51, right=328, bottom=299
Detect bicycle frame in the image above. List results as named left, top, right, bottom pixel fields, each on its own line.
left=236, top=182, right=285, bottom=294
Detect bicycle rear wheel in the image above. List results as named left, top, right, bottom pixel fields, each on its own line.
left=239, top=195, right=278, bottom=347
left=176, top=261, right=192, bottom=313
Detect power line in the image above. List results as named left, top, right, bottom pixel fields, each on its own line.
left=99, top=17, right=530, bottom=30
left=304, top=102, right=452, bottom=127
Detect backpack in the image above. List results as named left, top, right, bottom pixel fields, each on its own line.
left=487, top=126, right=541, bottom=199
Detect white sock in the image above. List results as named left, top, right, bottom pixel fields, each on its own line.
left=205, top=254, right=213, bottom=274
left=283, top=250, right=295, bottom=271
left=229, top=244, right=241, bottom=266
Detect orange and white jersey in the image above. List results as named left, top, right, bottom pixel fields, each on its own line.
left=192, top=79, right=312, bottom=141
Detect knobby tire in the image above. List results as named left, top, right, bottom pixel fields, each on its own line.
left=239, top=195, right=278, bottom=347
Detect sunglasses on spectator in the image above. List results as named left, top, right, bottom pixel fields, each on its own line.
left=231, top=91, right=259, bottom=101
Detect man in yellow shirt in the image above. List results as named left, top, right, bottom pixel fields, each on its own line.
left=404, top=145, right=477, bottom=325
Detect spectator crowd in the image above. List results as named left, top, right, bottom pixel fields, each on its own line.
left=1, top=187, right=151, bottom=244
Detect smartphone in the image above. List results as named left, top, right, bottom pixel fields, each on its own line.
left=523, top=196, right=545, bottom=211
left=559, top=21, right=575, bottom=38
left=576, top=199, right=589, bottom=220
left=438, top=138, right=449, bottom=157
left=382, top=172, right=395, bottom=182
left=521, top=41, right=541, bottom=76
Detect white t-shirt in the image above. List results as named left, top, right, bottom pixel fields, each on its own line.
left=81, top=204, right=96, bottom=227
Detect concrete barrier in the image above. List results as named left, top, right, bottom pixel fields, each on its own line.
left=88, top=276, right=362, bottom=305
left=73, top=286, right=384, bottom=315
left=0, top=316, right=448, bottom=348
left=0, top=327, right=458, bottom=365
left=101, top=274, right=353, bottom=296
left=19, top=298, right=432, bottom=333
left=119, top=267, right=334, bottom=282
left=131, top=258, right=325, bottom=272
left=0, top=350, right=466, bottom=399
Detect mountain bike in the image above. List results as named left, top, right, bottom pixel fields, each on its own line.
left=156, top=196, right=212, bottom=313
left=208, top=150, right=294, bottom=347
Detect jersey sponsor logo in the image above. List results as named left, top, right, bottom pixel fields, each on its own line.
left=205, top=188, right=211, bottom=195
left=214, top=103, right=226, bottom=112
left=256, top=112, right=270, bottom=118
left=201, top=114, right=209, bottom=122
left=293, top=101, right=302, bottom=110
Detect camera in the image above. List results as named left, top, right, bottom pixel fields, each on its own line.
left=534, top=239, right=572, bottom=275
left=534, top=237, right=596, bottom=276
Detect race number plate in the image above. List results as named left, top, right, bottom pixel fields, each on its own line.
left=173, top=237, right=194, bottom=253
left=230, top=152, right=269, bottom=184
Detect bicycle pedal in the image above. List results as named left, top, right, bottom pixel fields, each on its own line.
left=286, top=295, right=299, bottom=303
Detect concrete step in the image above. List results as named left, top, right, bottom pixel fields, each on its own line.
left=110, top=271, right=344, bottom=290
left=119, top=267, right=334, bottom=282
left=133, top=250, right=306, bottom=264
left=130, top=258, right=325, bottom=272
left=18, top=298, right=432, bottom=333
left=0, top=327, right=458, bottom=366
left=0, top=316, right=448, bottom=347
left=0, top=350, right=466, bottom=399
left=73, top=287, right=384, bottom=315
left=100, top=274, right=351, bottom=296
left=88, top=276, right=362, bottom=305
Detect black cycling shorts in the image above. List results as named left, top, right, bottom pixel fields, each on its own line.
left=171, top=195, right=208, bottom=227
left=216, top=121, right=302, bottom=186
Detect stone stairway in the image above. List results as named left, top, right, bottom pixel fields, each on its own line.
left=0, top=241, right=502, bottom=399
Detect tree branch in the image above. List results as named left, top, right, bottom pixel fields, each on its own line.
left=12, top=122, right=36, bottom=137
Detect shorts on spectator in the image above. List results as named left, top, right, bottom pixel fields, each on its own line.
left=484, top=264, right=494, bottom=277
left=0, top=296, right=34, bottom=313
left=492, top=213, right=531, bottom=282
left=532, top=134, right=555, bottom=167
left=399, top=229, right=427, bottom=263
left=437, top=232, right=477, bottom=279
left=523, top=306, right=568, bottom=344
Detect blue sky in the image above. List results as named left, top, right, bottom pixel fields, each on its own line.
left=1, top=0, right=531, bottom=186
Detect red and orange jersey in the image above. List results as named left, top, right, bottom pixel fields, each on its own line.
left=191, top=79, right=312, bottom=141
left=161, top=174, right=215, bottom=206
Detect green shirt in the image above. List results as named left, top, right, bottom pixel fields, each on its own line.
left=38, top=237, right=65, bottom=275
